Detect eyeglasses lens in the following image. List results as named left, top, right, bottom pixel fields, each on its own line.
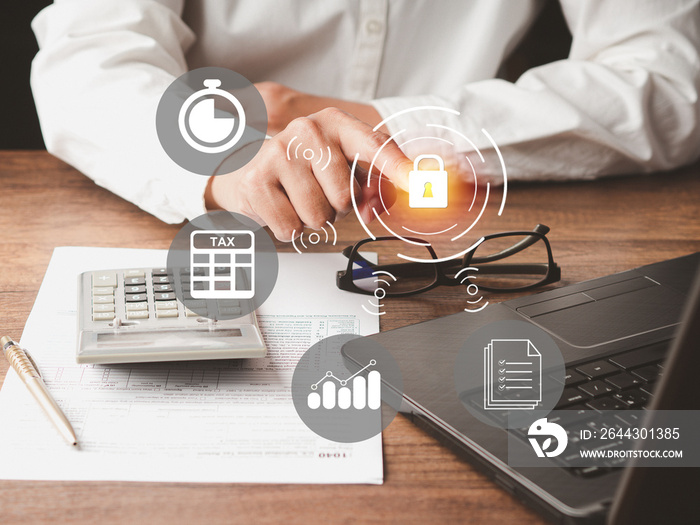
left=468, top=234, right=550, bottom=290
left=351, top=240, right=438, bottom=295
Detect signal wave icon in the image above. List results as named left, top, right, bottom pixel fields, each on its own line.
left=286, top=135, right=332, bottom=171
left=307, top=359, right=380, bottom=411
left=291, top=221, right=337, bottom=254
left=292, top=221, right=338, bottom=255
left=455, top=267, right=489, bottom=313
left=363, top=270, right=397, bottom=316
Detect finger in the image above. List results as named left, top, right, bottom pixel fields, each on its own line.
left=283, top=117, right=362, bottom=214
left=279, top=161, right=337, bottom=230
left=307, top=143, right=361, bottom=219
left=247, top=180, right=303, bottom=242
left=313, top=108, right=413, bottom=191
left=354, top=165, right=398, bottom=224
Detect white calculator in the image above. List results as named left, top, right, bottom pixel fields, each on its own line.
left=76, top=268, right=266, bottom=364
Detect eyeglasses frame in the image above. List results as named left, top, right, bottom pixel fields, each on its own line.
left=336, top=225, right=560, bottom=297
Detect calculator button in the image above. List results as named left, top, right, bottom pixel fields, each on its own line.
left=92, top=286, right=114, bottom=296
left=93, top=311, right=115, bottom=321
left=237, top=267, right=252, bottom=291
left=125, top=285, right=147, bottom=294
left=125, top=277, right=146, bottom=286
left=126, top=310, right=150, bottom=320
left=125, top=294, right=147, bottom=302
left=219, top=306, right=242, bottom=315
left=93, top=295, right=115, bottom=304
left=153, top=276, right=171, bottom=284
left=152, top=268, right=168, bottom=276
left=192, top=267, right=209, bottom=277
left=185, top=308, right=201, bottom=317
left=154, top=292, right=176, bottom=301
left=92, top=271, right=117, bottom=288
left=153, top=284, right=173, bottom=293
left=155, top=300, right=179, bottom=311
left=156, top=309, right=179, bottom=318
left=92, top=304, right=115, bottom=313
left=126, top=302, right=148, bottom=311
left=183, top=299, right=206, bottom=308
left=124, top=269, right=145, bottom=278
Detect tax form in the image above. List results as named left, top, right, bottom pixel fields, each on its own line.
left=0, top=247, right=382, bottom=484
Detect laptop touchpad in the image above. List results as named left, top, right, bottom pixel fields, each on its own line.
left=518, top=278, right=686, bottom=348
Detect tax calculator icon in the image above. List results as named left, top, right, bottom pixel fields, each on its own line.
left=189, top=230, right=255, bottom=299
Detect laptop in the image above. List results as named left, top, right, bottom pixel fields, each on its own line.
left=346, top=252, right=700, bottom=524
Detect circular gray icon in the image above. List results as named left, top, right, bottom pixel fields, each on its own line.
left=454, top=320, right=565, bottom=429
left=292, top=334, right=404, bottom=443
left=166, top=211, right=278, bottom=321
left=156, top=67, right=267, bottom=175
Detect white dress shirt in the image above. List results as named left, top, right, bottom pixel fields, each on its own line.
left=31, top=0, right=700, bottom=223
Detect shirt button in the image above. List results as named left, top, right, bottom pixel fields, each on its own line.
left=365, top=19, right=383, bottom=35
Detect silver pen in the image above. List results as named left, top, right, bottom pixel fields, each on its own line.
left=1, top=336, right=78, bottom=446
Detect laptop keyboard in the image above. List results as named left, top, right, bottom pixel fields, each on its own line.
left=517, top=341, right=668, bottom=478
left=555, top=342, right=666, bottom=412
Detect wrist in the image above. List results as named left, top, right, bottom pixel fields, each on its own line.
left=204, top=176, right=222, bottom=211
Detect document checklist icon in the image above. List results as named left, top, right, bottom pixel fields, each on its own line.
left=484, top=339, right=542, bottom=410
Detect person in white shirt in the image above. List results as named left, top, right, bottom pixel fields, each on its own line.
left=31, top=0, right=700, bottom=241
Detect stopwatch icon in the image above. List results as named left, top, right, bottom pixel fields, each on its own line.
left=178, top=78, right=247, bottom=154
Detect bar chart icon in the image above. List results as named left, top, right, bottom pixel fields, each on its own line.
left=307, top=359, right=381, bottom=410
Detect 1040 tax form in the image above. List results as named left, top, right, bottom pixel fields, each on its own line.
left=0, top=247, right=382, bottom=484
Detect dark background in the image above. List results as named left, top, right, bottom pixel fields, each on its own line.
left=0, top=0, right=571, bottom=151
left=2, top=1, right=51, bottom=149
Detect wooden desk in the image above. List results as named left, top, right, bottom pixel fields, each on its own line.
left=1, top=151, right=698, bottom=524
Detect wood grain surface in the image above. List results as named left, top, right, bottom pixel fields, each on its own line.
left=0, top=151, right=698, bottom=525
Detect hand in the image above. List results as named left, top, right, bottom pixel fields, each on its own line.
left=205, top=108, right=412, bottom=241
left=255, top=81, right=384, bottom=135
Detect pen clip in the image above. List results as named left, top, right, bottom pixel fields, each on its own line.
left=24, top=349, right=42, bottom=378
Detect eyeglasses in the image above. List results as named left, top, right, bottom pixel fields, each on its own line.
left=336, top=224, right=560, bottom=297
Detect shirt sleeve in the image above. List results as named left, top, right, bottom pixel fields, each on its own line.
left=31, top=0, right=209, bottom=223
left=372, top=0, right=700, bottom=181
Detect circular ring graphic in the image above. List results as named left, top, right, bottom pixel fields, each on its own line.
left=156, top=67, right=267, bottom=176
left=292, top=334, right=403, bottom=443
left=348, top=106, right=509, bottom=264
left=166, top=211, right=279, bottom=321
left=454, top=320, right=565, bottom=430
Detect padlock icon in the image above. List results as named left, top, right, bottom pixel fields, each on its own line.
left=408, top=154, right=448, bottom=209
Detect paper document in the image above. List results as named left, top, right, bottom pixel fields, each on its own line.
left=484, top=339, right=542, bottom=410
left=0, top=247, right=381, bottom=483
